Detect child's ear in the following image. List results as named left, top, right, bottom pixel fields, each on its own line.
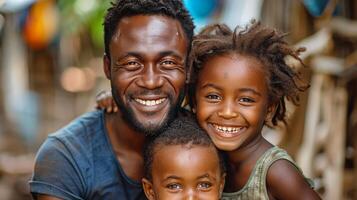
left=142, top=178, right=155, bottom=200
left=219, top=173, right=226, bottom=198
left=103, top=54, right=111, bottom=80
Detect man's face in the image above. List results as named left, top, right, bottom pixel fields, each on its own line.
left=104, top=15, right=188, bottom=135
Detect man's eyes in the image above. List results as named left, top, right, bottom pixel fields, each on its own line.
left=115, top=60, right=142, bottom=71
left=160, top=59, right=184, bottom=70
left=161, top=60, right=175, bottom=65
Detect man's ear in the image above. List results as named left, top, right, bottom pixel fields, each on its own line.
left=103, top=54, right=111, bottom=79
left=142, top=178, right=155, bottom=200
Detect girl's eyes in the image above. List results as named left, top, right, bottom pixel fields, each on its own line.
left=205, top=94, right=221, bottom=100
left=239, top=97, right=255, bottom=103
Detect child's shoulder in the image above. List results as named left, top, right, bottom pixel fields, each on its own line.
left=265, top=147, right=320, bottom=200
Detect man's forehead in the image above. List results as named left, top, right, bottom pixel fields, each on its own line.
left=114, top=15, right=186, bottom=42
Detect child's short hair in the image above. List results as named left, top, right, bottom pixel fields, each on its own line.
left=188, top=20, right=308, bottom=126
left=143, top=116, right=226, bottom=180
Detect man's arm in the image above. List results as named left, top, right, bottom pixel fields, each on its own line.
left=30, top=137, right=85, bottom=200
left=35, top=194, right=63, bottom=200
left=267, top=159, right=321, bottom=200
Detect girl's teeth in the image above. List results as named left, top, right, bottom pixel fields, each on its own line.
left=212, top=124, right=242, bottom=133
left=135, top=98, right=165, bottom=106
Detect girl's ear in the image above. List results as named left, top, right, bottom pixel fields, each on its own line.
left=103, top=54, right=111, bottom=80
left=142, top=178, right=155, bottom=200
left=266, top=103, right=278, bottom=124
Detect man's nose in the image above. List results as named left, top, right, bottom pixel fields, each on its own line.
left=136, top=64, right=164, bottom=89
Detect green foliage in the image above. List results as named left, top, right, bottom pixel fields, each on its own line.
left=57, top=0, right=112, bottom=48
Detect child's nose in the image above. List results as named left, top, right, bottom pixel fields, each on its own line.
left=185, top=189, right=198, bottom=200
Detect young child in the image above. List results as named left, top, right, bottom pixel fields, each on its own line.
left=97, top=20, right=321, bottom=199
left=142, top=116, right=226, bottom=199
left=188, top=21, right=320, bottom=199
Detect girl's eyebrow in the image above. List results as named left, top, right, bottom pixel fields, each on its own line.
left=239, top=88, right=262, bottom=96
left=200, top=83, right=222, bottom=91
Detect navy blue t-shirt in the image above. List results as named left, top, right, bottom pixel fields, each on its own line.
left=30, top=110, right=146, bottom=200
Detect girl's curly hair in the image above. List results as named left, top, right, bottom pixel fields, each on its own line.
left=188, top=20, right=308, bottom=126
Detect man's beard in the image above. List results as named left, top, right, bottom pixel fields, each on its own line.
left=111, top=87, right=185, bottom=136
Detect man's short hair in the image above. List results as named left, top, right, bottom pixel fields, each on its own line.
left=143, top=116, right=226, bottom=180
left=104, top=0, right=195, bottom=58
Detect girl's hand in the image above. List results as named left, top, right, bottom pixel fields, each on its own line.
left=96, top=91, right=118, bottom=113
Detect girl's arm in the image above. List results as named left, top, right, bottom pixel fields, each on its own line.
left=95, top=91, right=118, bottom=113
left=266, top=159, right=321, bottom=200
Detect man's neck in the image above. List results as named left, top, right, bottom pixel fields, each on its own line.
left=104, top=111, right=146, bottom=154
left=104, top=111, right=146, bottom=181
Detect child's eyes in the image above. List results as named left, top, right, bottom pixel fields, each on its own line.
left=166, top=183, right=182, bottom=191
left=197, top=182, right=212, bottom=190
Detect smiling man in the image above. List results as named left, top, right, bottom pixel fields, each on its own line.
left=29, top=1, right=194, bottom=199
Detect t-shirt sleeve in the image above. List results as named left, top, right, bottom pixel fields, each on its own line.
left=29, top=136, right=86, bottom=200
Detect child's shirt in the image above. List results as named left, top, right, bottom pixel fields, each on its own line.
left=221, top=146, right=314, bottom=200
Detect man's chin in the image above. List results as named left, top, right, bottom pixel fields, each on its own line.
left=130, top=113, right=171, bottom=136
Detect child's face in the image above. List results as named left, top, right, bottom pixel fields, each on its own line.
left=142, top=144, right=225, bottom=200
left=195, top=54, right=270, bottom=151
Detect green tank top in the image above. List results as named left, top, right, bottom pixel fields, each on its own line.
left=221, top=146, right=314, bottom=200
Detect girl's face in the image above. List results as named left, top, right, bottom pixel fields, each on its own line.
left=195, top=54, right=270, bottom=151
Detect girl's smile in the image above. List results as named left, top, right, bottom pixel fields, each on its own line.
left=195, top=53, right=270, bottom=152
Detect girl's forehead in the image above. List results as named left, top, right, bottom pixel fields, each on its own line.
left=201, top=54, right=267, bottom=76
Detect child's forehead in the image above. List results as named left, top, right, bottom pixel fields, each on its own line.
left=153, top=143, right=218, bottom=161
left=152, top=144, right=221, bottom=168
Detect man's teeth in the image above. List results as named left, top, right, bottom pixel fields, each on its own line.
left=135, top=98, right=166, bottom=106
left=213, top=124, right=242, bottom=133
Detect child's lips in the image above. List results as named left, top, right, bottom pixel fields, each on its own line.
left=209, top=123, right=246, bottom=138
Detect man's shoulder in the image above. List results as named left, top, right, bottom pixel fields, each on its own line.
left=50, top=110, right=105, bottom=142
left=38, top=110, right=108, bottom=161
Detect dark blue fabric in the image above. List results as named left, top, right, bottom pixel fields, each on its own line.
left=30, top=110, right=146, bottom=200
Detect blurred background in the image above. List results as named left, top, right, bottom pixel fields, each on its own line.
left=0, top=0, right=356, bottom=199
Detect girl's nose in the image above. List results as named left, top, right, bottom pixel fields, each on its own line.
left=217, top=100, right=238, bottom=119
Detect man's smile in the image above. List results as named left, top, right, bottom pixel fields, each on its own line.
left=134, top=98, right=167, bottom=106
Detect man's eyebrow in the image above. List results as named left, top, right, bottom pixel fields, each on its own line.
left=116, top=52, right=143, bottom=61
left=159, top=51, right=185, bottom=59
